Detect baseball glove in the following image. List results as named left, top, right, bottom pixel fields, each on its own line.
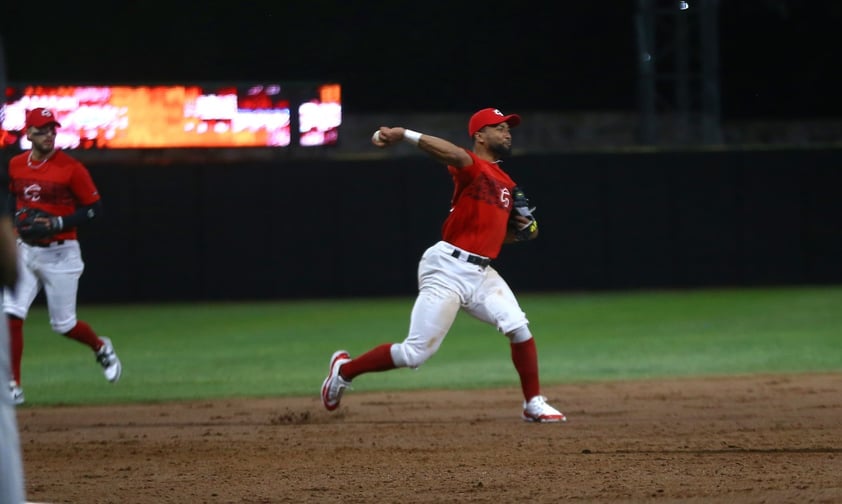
left=15, top=207, right=62, bottom=240
left=508, top=186, right=538, bottom=242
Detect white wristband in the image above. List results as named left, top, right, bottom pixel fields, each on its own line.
left=403, top=129, right=422, bottom=146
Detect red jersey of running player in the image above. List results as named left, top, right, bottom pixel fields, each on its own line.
left=441, top=150, right=516, bottom=259
left=7, top=150, right=100, bottom=242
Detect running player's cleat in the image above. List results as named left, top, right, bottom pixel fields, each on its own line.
left=96, top=336, right=122, bottom=383
left=9, top=381, right=24, bottom=406
left=321, top=350, right=352, bottom=411
left=522, top=395, right=566, bottom=423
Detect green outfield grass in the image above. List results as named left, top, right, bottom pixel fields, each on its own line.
left=13, top=285, right=842, bottom=406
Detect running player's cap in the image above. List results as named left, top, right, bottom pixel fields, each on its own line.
left=25, top=108, right=62, bottom=129
left=468, top=108, right=521, bottom=137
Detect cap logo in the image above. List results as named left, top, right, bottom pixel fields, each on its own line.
left=40, top=110, right=53, bottom=118
left=492, top=109, right=504, bottom=116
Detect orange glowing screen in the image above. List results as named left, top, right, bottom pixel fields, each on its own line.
left=1, top=83, right=341, bottom=149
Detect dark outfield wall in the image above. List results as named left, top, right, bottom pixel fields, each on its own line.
left=76, top=148, right=842, bottom=303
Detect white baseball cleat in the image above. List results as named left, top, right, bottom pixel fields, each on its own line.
left=321, top=350, right=352, bottom=411
left=96, top=336, right=122, bottom=383
left=9, top=380, right=24, bottom=406
left=522, top=395, right=567, bottom=423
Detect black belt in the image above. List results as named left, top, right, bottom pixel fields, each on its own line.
left=451, top=249, right=491, bottom=268
left=26, top=240, right=65, bottom=248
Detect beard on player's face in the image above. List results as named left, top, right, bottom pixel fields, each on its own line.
left=32, top=138, right=56, bottom=156
left=27, top=127, right=57, bottom=155
left=489, top=141, right=512, bottom=158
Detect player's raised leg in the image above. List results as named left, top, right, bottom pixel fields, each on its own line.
left=321, top=350, right=352, bottom=410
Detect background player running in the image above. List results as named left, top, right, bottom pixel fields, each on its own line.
left=321, top=108, right=565, bottom=422
left=4, top=108, right=121, bottom=405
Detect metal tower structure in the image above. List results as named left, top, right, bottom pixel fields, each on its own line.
left=635, top=0, right=722, bottom=145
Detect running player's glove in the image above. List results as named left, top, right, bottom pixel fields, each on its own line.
left=15, top=208, right=63, bottom=240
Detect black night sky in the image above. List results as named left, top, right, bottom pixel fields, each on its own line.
left=2, top=1, right=841, bottom=119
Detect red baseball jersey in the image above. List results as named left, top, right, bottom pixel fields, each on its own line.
left=441, top=150, right=516, bottom=259
left=7, top=150, right=100, bottom=242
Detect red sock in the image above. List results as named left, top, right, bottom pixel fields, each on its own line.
left=511, top=338, right=541, bottom=401
left=8, top=316, right=23, bottom=384
left=339, top=343, right=396, bottom=380
left=64, top=321, right=103, bottom=351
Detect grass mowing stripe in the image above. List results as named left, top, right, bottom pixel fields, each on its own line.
left=16, top=286, right=842, bottom=406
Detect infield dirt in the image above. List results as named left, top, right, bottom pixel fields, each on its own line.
left=16, top=372, right=842, bottom=503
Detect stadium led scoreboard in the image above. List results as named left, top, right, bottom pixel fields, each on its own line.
left=1, top=82, right=341, bottom=151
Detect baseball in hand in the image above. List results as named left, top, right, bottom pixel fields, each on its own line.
left=371, top=130, right=386, bottom=146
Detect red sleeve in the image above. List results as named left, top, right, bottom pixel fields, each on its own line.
left=70, top=162, right=100, bottom=206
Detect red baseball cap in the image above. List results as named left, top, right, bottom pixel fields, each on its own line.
left=468, top=108, right=521, bottom=137
left=25, top=108, right=62, bottom=129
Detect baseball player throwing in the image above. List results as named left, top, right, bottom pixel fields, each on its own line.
left=321, top=108, right=565, bottom=422
left=4, top=108, right=122, bottom=405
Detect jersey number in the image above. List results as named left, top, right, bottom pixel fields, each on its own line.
left=500, top=188, right=511, bottom=208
